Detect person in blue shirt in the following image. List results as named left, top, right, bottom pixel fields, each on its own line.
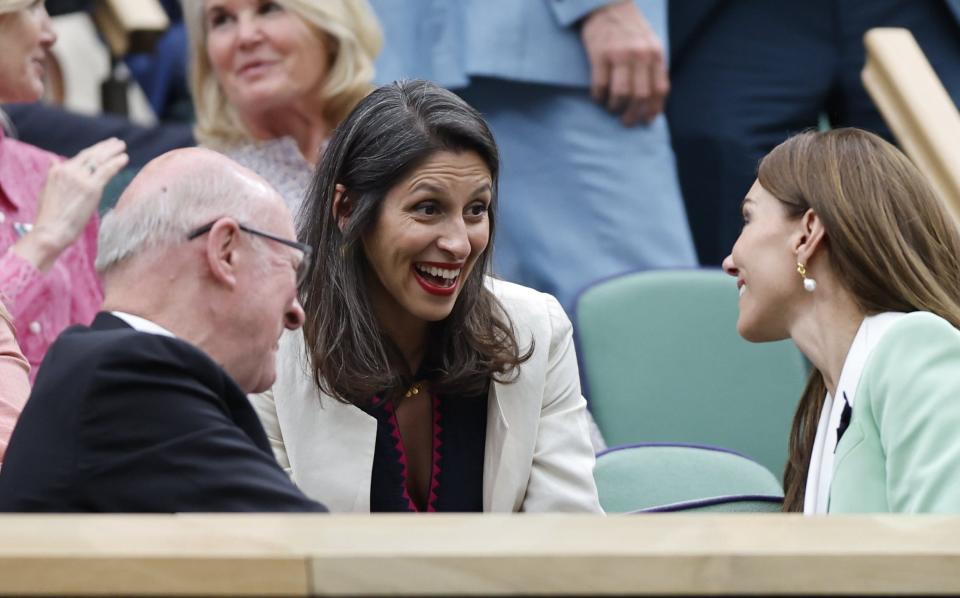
left=369, top=0, right=697, bottom=314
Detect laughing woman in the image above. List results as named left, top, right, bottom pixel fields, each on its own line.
left=723, top=128, right=960, bottom=513
left=251, top=80, right=601, bottom=512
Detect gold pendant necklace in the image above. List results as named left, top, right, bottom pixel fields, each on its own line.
left=404, top=382, right=424, bottom=399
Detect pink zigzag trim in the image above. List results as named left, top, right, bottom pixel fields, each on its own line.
left=427, top=394, right=443, bottom=512
left=383, top=400, right=417, bottom=512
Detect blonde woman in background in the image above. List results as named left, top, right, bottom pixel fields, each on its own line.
left=0, top=300, right=29, bottom=462
left=184, top=0, right=381, bottom=216
left=723, top=128, right=960, bottom=513
left=0, top=0, right=128, bottom=378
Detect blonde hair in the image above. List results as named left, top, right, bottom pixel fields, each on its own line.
left=756, top=128, right=960, bottom=512
left=183, top=0, right=382, bottom=149
left=0, top=0, right=32, bottom=14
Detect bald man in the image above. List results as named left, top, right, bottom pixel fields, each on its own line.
left=0, top=148, right=325, bottom=512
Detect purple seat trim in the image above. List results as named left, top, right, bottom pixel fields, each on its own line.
left=634, top=494, right=784, bottom=513
left=596, top=441, right=757, bottom=462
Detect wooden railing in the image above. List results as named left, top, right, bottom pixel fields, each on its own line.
left=0, top=514, right=959, bottom=596
left=862, top=27, right=960, bottom=224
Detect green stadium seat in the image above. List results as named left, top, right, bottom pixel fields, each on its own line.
left=576, top=269, right=808, bottom=478
left=595, top=443, right=783, bottom=513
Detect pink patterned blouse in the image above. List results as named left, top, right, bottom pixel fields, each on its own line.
left=0, top=128, right=102, bottom=380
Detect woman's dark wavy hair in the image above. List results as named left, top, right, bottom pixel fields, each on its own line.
left=299, top=79, right=532, bottom=405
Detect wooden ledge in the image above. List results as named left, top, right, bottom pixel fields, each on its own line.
left=0, top=514, right=959, bottom=596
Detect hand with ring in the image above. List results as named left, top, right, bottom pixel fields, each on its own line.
left=13, top=137, right=128, bottom=272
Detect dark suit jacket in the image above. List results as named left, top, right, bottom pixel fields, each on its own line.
left=669, top=0, right=960, bottom=67
left=0, top=313, right=326, bottom=513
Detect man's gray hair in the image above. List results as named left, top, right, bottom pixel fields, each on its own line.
left=96, top=164, right=265, bottom=274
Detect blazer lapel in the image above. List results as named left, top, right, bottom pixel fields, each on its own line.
left=271, top=329, right=379, bottom=512
left=287, top=388, right=378, bottom=512
left=484, top=380, right=520, bottom=512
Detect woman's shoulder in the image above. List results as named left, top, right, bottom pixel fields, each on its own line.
left=485, top=277, right=564, bottom=317
left=875, top=311, right=960, bottom=354
left=862, top=311, right=960, bottom=394
left=484, top=277, right=571, bottom=345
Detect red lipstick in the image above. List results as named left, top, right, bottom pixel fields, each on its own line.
left=412, top=263, right=461, bottom=296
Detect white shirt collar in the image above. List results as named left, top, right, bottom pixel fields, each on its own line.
left=110, top=311, right=176, bottom=338
left=804, top=312, right=905, bottom=514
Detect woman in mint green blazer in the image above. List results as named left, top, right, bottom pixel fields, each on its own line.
left=722, top=128, right=960, bottom=513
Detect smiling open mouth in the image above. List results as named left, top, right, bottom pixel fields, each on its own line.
left=237, top=61, right=274, bottom=77
left=414, top=263, right=461, bottom=294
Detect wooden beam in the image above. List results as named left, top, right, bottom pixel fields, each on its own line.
left=92, top=0, right=169, bottom=56
left=862, top=27, right=960, bottom=224
left=0, top=515, right=960, bottom=596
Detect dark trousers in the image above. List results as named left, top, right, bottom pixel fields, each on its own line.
left=667, top=0, right=960, bottom=266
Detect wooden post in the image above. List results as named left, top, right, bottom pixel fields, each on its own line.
left=862, top=28, right=960, bottom=225
left=92, top=0, right=169, bottom=57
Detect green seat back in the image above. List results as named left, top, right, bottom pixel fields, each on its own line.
left=99, top=166, right=139, bottom=215
left=594, top=443, right=784, bottom=513
left=576, top=269, right=808, bottom=477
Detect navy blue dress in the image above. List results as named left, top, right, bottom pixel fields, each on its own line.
left=363, top=392, right=487, bottom=512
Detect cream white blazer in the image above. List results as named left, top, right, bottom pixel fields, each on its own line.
left=250, top=279, right=602, bottom=513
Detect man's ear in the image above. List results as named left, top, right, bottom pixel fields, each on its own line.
left=205, top=219, right=241, bottom=288
left=332, top=184, right=352, bottom=233
left=793, top=208, right=826, bottom=266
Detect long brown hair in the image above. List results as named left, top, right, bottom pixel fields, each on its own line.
left=756, top=128, right=960, bottom=511
left=299, top=80, right=531, bottom=407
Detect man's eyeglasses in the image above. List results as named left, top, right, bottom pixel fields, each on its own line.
left=187, top=220, right=313, bottom=285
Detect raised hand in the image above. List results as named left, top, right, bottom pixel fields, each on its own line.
left=14, top=137, right=128, bottom=272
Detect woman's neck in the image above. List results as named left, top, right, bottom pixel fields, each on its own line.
left=384, top=317, right=429, bottom=376
left=366, top=283, right=430, bottom=375
left=789, top=285, right=865, bottom=398
left=241, top=104, right=329, bottom=166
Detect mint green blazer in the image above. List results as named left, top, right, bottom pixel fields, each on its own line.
left=830, top=312, right=960, bottom=512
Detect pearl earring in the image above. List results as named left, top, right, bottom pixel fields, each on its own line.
left=797, top=262, right=816, bottom=292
